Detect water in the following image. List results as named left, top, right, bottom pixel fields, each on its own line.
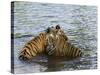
left=11, top=1, right=97, bottom=74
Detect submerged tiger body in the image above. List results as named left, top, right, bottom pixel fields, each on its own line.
left=19, top=32, right=47, bottom=61
left=46, top=25, right=82, bottom=58
left=19, top=25, right=82, bottom=61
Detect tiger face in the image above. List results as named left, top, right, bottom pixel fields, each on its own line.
left=46, top=25, right=68, bottom=41
left=45, top=25, right=68, bottom=55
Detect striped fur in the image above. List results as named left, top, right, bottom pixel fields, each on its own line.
left=19, top=32, right=46, bottom=61
left=18, top=25, right=82, bottom=61
left=46, top=25, right=82, bottom=58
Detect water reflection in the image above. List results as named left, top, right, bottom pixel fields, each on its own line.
left=45, top=56, right=82, bottom=71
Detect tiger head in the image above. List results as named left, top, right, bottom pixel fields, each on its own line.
left=45, top=25, right=68, bottom=55
left=46, top=25, right=68, bottom=41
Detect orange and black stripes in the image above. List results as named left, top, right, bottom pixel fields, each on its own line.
left=19, top=25, right=82, bottom=61
left=66, top=43, right=82, bottom=58
left=46, top=26, right=82, bottom=58
left=46, top=35, right=82, bottom=58
left=19, top=32, right=46, bottom=61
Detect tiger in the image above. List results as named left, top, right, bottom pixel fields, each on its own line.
left=45, top=25, right=69, bottom=55
left=18, top=25, right=68, bottom=61
left=18, top=32, right=47, bottom=61
left=46, top=25, right=82, bottom=58
left=18, top=25, right=82, bottom=61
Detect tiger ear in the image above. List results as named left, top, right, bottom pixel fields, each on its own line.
left=51, top=26, right=54, bottom=28
left=56, top=25, right=60, bottom=29
left=46, top=27, right=50, bottom=33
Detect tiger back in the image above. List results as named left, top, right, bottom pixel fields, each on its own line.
left=19, top=32, right=46, bottom=61
left=51, top=35, right=82, bottom=58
